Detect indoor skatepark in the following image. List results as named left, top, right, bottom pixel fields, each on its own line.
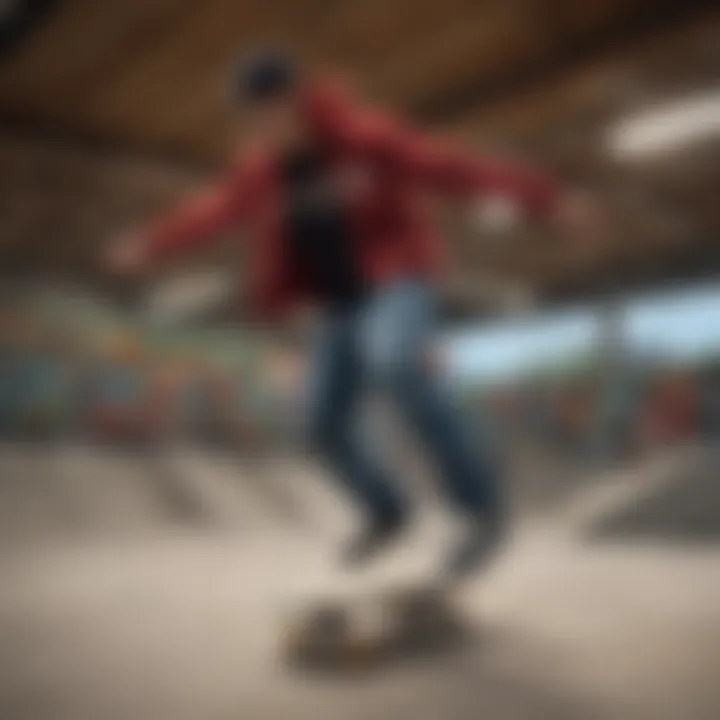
left=1, top=0, right=719, bottom=718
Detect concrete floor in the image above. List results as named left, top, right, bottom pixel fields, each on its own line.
left=0, top=443, right=719, bottom=720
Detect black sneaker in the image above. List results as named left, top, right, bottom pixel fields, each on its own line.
left=443, top=515, right=503, bottom=582
left=341, top=510, right=408, bottom=568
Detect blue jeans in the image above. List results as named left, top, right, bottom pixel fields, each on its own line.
left=306, top=279, right=502, bottom=523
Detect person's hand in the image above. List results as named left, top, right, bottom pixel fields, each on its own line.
left=103, top=234, right=149, bottom=276
left=554, top=189, right=604, bottom=242
left=471, top=195, right=523, bottom=236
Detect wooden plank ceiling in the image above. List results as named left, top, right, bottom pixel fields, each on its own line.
left=0, top=0, right=718, bottom=309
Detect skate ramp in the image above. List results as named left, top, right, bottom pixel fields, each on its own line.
left=1, top=442, right=719, bottom=720
left=0, top=442, right=318, bottom=544
left=1, top=512, right=719, bottom=720
left=0, top=439, right=711, bottom=547
left=0, top=443, right=173, bottom=541
left=588, top=444, right=720, bottom=542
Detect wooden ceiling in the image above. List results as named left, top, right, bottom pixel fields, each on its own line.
left=0, top=0, right=718, bottom=310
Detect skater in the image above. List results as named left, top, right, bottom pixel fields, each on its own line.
left=107, top=51, right=596, bottom=579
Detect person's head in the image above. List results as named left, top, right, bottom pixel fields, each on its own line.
left=233, top=49, right=307, bottom=150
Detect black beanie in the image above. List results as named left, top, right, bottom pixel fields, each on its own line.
left=234, top=49, right=297, bottom=102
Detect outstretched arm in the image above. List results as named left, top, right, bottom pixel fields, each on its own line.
left=145, top=155, right=263, bottom=259
left=387, top=128, right=559, bottom=217
left=306, top=81, right=560, bottom=218
left=144, top=181, right=243, bottom=260
left=106, top=155, right=262, bottom=273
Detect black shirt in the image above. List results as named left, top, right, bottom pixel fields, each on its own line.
left=282, top=149, right=366, bottom=308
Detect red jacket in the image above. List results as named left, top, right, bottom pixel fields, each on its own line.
left=143, top=81, right=560, bottom=317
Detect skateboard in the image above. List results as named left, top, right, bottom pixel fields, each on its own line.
left=281, top=579, right=470, bottom=671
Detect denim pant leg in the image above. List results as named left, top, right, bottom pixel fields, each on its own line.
left=361, top=281, right=503, bottom=523
left=305, top=309, right=406, bottom=520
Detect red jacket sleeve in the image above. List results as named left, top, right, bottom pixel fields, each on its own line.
left=387, top=129, right=560, bottom=217
left=143, top=155, right=261, bottom=260
left=305, top=80, right=560, bottom=218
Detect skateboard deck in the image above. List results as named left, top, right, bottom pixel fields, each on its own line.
left=281, top=581, right=470, bottom=671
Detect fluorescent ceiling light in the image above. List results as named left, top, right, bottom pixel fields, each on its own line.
left=608, top=89, right=720, bottom=160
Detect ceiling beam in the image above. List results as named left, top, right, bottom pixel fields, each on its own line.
left=414, top=0, right=717, bottom=122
